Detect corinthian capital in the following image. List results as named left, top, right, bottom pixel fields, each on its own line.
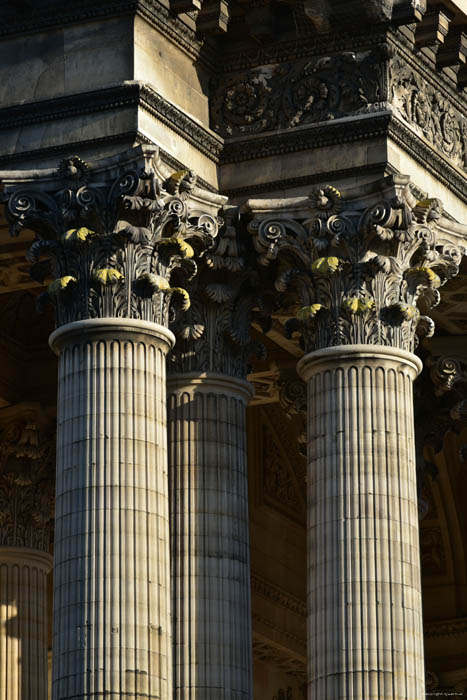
left=169, top=208, right=271, bottom=378
left=0, top=146, right=225, bottom=329
left=245, top=175, right=467, bottom=353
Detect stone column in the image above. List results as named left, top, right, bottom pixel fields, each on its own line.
left=168, top=375, right=253, bottom=700
left=0, top=146, right=223, bottom=700
left=298, top=345, right=423, bottom=698
left=0, top=403, right=55, bottom=700
left=0, top=548, right=52, bottom=700
left=247, top=179, right=467, bottom=699
left=167, top=219, right=258, bottom=698
left=50, top=318, right=173, bottom=699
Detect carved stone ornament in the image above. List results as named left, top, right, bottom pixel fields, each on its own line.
left=425, top=353, right=467, bottom=464
left=390, top=52, right=467, bottom=173
left=0, top=403, right=55, bottom=551
left=211, top=48, right=387, bottom=137
left=428, top=354, right=467, bottom=397
left=169, top=208, right=272, bottom=378
left=274, top=368, right=307, bottom=454
left=245, top=175, right=467, bottom=354
left=0, top=146, right=225, bottom=329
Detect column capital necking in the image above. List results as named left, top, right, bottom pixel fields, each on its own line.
left=245, top=175, right=467, bottom=354
left=0, top=146, right=225, bottom=330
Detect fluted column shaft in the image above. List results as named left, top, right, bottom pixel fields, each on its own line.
left=50, top=318, right=174, bottom=700
left=298, top=345, right=425, bottom=700
left=0, top=547, right=52, bottom=700
left=167, top=373, right=253, bottom=700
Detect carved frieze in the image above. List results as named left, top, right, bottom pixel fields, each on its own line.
left=0, top=146, right=224, bottom=330
left=210, top=49, right=386, bottom=137
left=390, top=52, right=467, bottom=173
left=246, top=177, right=465, bottom=354
left=0, top=403, right=55, bottom=551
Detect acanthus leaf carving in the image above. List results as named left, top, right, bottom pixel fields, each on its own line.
left=169, top=211, right=273, bottom=378
left=1, top=147, right=222, bottom=329
left=246, top=177, right=465, bottom=354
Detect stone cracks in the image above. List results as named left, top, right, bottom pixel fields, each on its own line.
left=1, top=146, right=222, bottom=329
left=246, top=176, right=465, bottom=354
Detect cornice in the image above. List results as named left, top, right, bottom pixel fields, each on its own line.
left=0, top=1, right=138, bottom=39
left=220, top=113, right=392, bottom=164
left=252, top=635, right=306, bottom=679
left=218, top=111, right=466, bottom=205
left=424, top=617, right=467, bottom=637
left=219, top=29, right=389, bottom=73
left=0, top=1, right=207, bottom=64
left=252, top=613, right=307, bottom=651
left=135, top=0, right=212, bottom=66
left=251, top=572, right=306, bottom=618
left=138, top=83, right=223, bottom=161
left=389, top=28, right=465, bottom=105
left=388, top=117, right=467, bottom=204
left=0, top=82, right=223, bottom=165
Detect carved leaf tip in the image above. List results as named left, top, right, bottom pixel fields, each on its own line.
left=92, top=269, right=124, bottom=286
left=133, top=273, right=171, bottom=298
left=47, top=276, right=77, bottom=296
left=342, top=297, right=375, bottom=314
left=157, top=237, right=195, bottom=259
left=296, top=304, right=326, bottom=321
left=311, top=256, right=343, bottom=274
left=170, top=287, right=191, bottom=311
left=62, top=227, right=96, bottom=243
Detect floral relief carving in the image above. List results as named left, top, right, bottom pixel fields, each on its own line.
left=211, top=49, right=385, bottom=137
left=390, top=54, right=467, bottom=172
